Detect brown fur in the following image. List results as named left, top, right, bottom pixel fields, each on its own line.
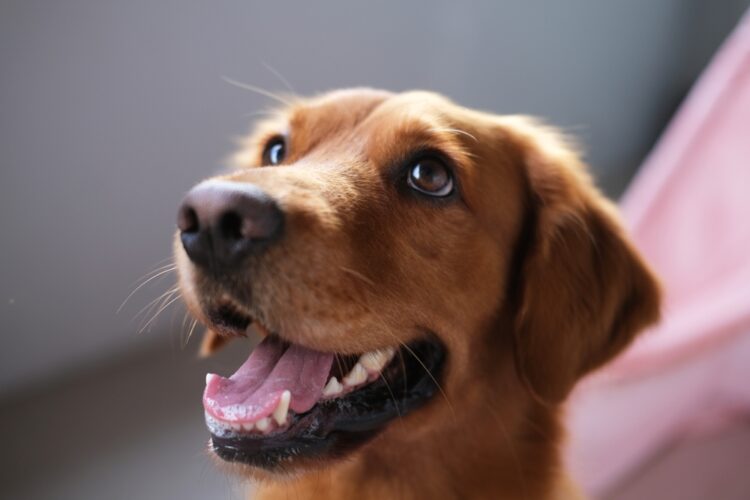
left=176, top=88, right=661, bottom=499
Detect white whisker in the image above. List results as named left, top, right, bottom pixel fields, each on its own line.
left=117, top=265, right=176, bottom=314
left=184, top=318, right=199, bottom=346
left=221, top=76, right=295, bottom=106
left=431, top=126, right=478, bottom=143
left=139, top=294, right=182, bottom=334
left=260, top=60, right=296, bottom=95
left=399, top=340, right=456, bottom=420
left=134, top=285, right=179, bottom=322
left=339, top=266, right=375, bottom=288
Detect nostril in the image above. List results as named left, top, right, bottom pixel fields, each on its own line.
left=177, top=180, right=284, bottom=269
left=177, top=205, right=200, bottom=233
left=218, top=212, right=243, bottom=241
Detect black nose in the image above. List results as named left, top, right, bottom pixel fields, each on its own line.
left=177, top=180, right=284, bottom=270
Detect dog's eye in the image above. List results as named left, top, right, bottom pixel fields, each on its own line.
left=262, top=137, right=286, bottom=166
left=407, top=158, right=454, bottom=197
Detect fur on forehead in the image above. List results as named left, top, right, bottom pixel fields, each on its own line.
left=230, top=89, right=390, bottom=167
left=231, top=89, right=483, bottom=177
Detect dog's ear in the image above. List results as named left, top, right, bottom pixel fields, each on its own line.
left=503, top=118, right=661, bottom=404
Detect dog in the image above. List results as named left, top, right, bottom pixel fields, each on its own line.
left=174, top=88, right=661, bottom=499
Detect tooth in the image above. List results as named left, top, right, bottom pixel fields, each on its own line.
left=205, top=373, right=217, bottom=385
left=230, top=422, right=242, bottom=431
left=343, top=363, right=367, bottom=387
left=322, top=377, right=343, bottom=396
left=359, top=347, right=396, bottom=373
left=256, top=417, right=270, bottom=432
left=242, top=422, right=255, bottom=431
left=273, top=390, right=291, bottom=426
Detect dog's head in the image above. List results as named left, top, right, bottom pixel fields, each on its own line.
left=175, top=88, right=660, bottom=475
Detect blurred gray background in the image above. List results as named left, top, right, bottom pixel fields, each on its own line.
left=1, top=1, right=749, bottom=499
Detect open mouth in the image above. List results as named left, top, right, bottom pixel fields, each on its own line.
left=202, top=307, right=445, bottom=469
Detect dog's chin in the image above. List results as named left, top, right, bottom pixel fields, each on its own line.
left=194, top=293, right=447, bottom=472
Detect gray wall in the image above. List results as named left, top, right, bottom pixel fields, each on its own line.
left=2, top=0, right=748, bottom=395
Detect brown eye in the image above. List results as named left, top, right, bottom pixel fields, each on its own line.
left=262, top=137, right=286, bottom=165
left=407, top=158, right=454, bottom=197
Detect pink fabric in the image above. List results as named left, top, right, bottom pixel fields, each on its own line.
left=566, top=10, right=750, bottom=496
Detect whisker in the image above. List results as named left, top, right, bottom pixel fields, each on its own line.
left=133, top=285, right=179, bottom=322
left=185, top=318, right=199, bottom=345
left=180, top=310, right=190, bottom=331
left=260, top=60, right=296, bottom=95
left=378, top=371, right=403, bottom=421
left=182, top=314, right=198, bottom=349
left=167, top=298, right=186, bottom=332
left=138, top=294, right=182, bottom=334
left=560, top=123, right=590, bottom=134
left=309, top=278, right=454, bottom=420
left=375, top=325, right=456, bottom=421
left=399, top=341, right=456, bottom=420
left=399, top=348, right=408, bottom=394
left=221, top=76, right=295, bottom=107
left=130, top=261, right=176, bottom=286
left=339, top=266, right=375, bottom=288
left=431, top=126, right=478, bottom=143
left=117, top=265, right=176, bottom=314
left=126, top=257, right=176, bottom=290
left=241, top=108, right=283, bottom=120
left=140, top=287, right=179, bottom=328
left=179, top=312, right=191, bottom=346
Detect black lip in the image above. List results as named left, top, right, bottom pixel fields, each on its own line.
left=208, top=336, right=446, bottom=469
left=207, top=301, right=253, bottom=334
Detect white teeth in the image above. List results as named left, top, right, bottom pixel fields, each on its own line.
left=256, top=417, right=271, bottom=432
left=322, top=376, right=343, bottom=397
left=343, top=362, right=368, bottom=387
left=273, top=390, right=291, bottom=426
left=322, top=347, right=397, bottom=397
left=359, top=347, right=396, bottom=373
left=205, top=347, right=398, bottom=435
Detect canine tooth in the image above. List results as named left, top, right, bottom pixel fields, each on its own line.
left=256, top=417, right=271, bottom=432
left=242, top=422, right=255, bottom=431
left=205, top=373, right=217, bottom=385
left=322, top=377, right=343, bottom=396
left=343, top=363, right=367, bottom=387
left=273, top=390, right=291, bottom=426
left=360, top=347, right=396, bottom=373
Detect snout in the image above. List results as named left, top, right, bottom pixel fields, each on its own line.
left=177, top=179, right=284, bottom=270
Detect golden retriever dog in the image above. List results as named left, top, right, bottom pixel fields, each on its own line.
left=174, top=88, right=660, bottom=499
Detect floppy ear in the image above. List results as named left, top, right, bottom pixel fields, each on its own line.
left=504, top=118, right=661, bottom=403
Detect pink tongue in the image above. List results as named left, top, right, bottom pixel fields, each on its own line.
left=203, top=336, right=334, bottom=423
